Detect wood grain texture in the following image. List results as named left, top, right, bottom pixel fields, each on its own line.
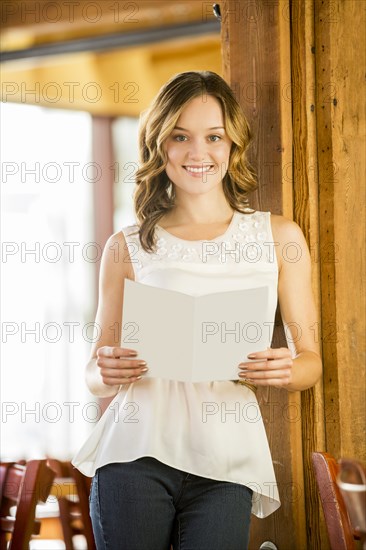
left=290, top=0, right=329, bottom=547
left=221, top=1, right=302, bottom=547
left=221, top=0, right=285, bottom=214
left=311, top=452, right=356, bottom=550
left=315, top=0, right=366, bottom=462
left=314, top=0, right=341, bottom=462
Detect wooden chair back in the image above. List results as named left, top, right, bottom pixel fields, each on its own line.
left=311, top=451, right=359, bottom=550
left=0, top=460, right=55, bottom=550
left=47, top=459, right=96, bottom=550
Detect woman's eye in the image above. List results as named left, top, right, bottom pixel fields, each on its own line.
left=208, top=135, right=221, bottom=142
left=173, top=135, right=187, bottom=142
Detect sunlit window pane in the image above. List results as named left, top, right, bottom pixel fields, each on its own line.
left=1, top=103, right=96, bottom=460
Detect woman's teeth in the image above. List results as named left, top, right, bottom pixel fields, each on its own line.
left=184, top=165, right=212, bottom=174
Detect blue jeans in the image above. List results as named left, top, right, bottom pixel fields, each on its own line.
left=89, top=457, right=252, bottom=550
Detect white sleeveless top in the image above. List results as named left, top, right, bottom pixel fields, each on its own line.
left=72, top=209, right=281, bottom=518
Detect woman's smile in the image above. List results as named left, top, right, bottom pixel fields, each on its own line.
left=182, top=164, right=215, bottom=176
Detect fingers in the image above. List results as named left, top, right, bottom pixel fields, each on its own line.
left=97, top=346, right=138, bottom=359
left=101, top=370, right=145, bottom=385
left=239, top=359, right=292, bottom=372
left=239, top=369, right=292, bottom=387
left=99, top=363, right=148, bottom=385
left=96, top=346, right=147, bottom=386
left=246, top=347, right=292, bottom=361
left=96, top=357, right=144, bottom=370
left=238, top=347, right=293, bottom=387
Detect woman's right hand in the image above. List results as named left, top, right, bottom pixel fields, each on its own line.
left=96, top=346, right=148, bottom=386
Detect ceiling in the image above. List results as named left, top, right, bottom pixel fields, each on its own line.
left=1, top=1, right=222, bottom=115
left=1, top=1, right=219, bottom=52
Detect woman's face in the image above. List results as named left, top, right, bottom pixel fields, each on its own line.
left=163, top=95, right=232, bottom=197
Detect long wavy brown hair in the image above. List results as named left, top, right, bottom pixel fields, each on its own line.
left=133, top=71, right=257, bottom=252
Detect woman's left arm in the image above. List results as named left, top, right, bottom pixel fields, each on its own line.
left=238, top=217, right=323, bottom=391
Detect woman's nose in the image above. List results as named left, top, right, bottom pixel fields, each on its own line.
left=187, top=139, right=207, bottom=161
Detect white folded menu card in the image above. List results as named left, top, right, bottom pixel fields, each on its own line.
left=121, top=279, right=272, bottom=382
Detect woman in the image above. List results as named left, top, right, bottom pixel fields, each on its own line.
left=72, top=71, right=322, bottom=550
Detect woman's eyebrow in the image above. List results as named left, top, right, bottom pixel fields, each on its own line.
left=173, top=126, right=225, bottom=131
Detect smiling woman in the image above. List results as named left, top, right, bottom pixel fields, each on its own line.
left=72, top=70, right=322, bottom=550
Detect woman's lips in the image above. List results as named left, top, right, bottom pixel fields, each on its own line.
left=183, top=165, right=214, bottom=176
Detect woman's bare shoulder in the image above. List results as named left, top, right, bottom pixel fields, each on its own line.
left=106, top=228, right=129, bottom=252
left=270, top=213, right=305, bottom=244
left=269, top=214, right=311, bottom=275
left=102, top=230, right=135, bottom=281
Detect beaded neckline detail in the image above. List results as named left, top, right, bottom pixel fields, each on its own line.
left=155, top=210, right=238, bottom=243
left=124, top=210, right=274, bottom=270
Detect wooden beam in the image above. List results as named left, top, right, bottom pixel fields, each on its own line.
left=290, top=0, right=327, bottom=547
left=314, top=0, right=366, bottom=462
left=0, top=20, right=220, bottom=62
left=221, top=1, right=304, bottom=547
left=221, top=0, right=286, bottom=214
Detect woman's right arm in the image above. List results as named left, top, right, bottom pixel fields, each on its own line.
left=85, top=231, right=148, bottom=397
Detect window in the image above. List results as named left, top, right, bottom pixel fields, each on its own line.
left=1, top=103, right=96, bottom=459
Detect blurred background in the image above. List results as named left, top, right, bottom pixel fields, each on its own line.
left=1, top=0, right=222, bottom=460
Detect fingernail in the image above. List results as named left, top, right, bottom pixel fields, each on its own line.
left=128, top=350, right=138, bottom=356
left=140, top=367, right=148, bottom=372
left=135, top=375, right=142, bottom=380
left=247, top=354, right=256, bottom=359
left=138, top=361, right=147, bottom=366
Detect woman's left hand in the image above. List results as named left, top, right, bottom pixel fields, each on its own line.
left=238, top=347, right=293, bottom=388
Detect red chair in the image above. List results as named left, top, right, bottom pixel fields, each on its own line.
left=47, top=459, right=96, bottom=550
left=0, top=460, right=55, bottom=549
left=312, top=451, right=362, bottom=550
